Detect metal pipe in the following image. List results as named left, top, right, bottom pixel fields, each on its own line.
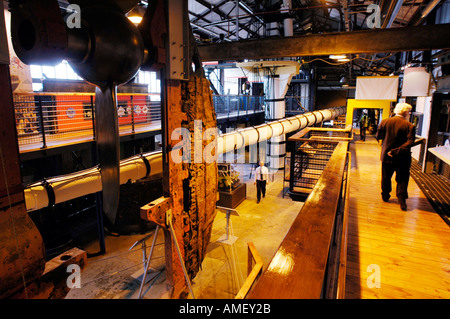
left=283, top=0, right=294, bottom=37
left=23, top=106, right=346, bottom=212
left=235, top=0, right=240, bottom=40
left=384, top=0, right=405, bottom=28
left=24, top=151, right=163, bottom=212
left=412, top=0, right=442, bottom=26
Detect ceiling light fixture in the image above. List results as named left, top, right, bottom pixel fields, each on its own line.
left=126, top=4, right=146, bottom=25
left=127, top=15, right=143, bottom=24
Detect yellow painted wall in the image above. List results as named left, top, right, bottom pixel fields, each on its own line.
left=346, top=99, right=394, bottom=126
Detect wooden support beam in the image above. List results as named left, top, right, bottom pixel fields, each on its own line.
left=235, top=242, right=263, bottom=299
left=198, top=23, right=450, bottom=61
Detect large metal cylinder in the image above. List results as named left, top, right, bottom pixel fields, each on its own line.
left=67, top=5, right=144, bottom=87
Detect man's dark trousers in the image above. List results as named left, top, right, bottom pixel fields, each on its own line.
left=381, top=157, right=411, bottom=201
left=256, top=180, right=266, bottom=202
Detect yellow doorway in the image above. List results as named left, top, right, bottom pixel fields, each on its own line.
left=345, top=99, right=394, bottom=127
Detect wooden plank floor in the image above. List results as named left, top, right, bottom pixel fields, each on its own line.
left=345, top=135, right=450, bottom=299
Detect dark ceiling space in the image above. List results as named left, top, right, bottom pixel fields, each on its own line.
left=53, top=0, right=449, bottom=86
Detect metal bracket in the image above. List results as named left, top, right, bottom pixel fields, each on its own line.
left=166, top=0, right=189, bottom=80
left=140, top=196, right=170, bottom=227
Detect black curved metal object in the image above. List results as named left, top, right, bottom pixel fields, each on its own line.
left=94, top=84, right=120, bottom=224
left=9, top=0, right=68, bottom=65
left=10, top=0, right=146, bottom=224
left=68, top=5, right=144, bottom=87
left=67, top=3, right=144, bottom=224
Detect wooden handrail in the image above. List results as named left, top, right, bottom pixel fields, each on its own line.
left=247, top=142, right=349, bottom=299
left=288, top=125, right=353, bottom=142
left=336, top=151, right=351, bottom=299
left=235, top=242, right=263, bottom=299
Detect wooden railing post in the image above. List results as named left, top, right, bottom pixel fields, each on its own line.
left=336, top=151, right=350, bottom=299
left=235, top=242, right=263, bottom=299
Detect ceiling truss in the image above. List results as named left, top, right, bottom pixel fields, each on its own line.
left=188, top=0, right=448, bottom=79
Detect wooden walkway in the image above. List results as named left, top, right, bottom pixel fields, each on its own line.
left=345, top=135, right=450, bottom=299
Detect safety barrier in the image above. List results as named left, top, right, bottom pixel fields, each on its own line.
left=247, top=142, right=350, bottom=298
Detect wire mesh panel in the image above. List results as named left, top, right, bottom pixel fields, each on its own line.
left=289, top=141, right=337, bottom=196
left=47, top=94, right=94, bottom=141
left=147, top=101, right=161, bottom=122
left=285, top=96, right=308, bottom=114
left=13, top=93, right=161, bottom=151
left=14, top=94, right=43, bottom=147
left=116, top=94, right=158, bottom=135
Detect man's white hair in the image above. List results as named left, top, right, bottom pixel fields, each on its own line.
left=394, top=102, right=412, bottom=115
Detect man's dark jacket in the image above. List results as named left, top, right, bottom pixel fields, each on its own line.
left=376, top=115, right=415, bottom=162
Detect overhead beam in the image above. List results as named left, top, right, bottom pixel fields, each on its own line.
left=191, top=0, right=229, bottom=24
left=194, top=0, right=260, bottom=38
left=198, top=23, right=450, bottom=61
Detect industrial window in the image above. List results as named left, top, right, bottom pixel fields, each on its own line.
left=29, top=60, right=161, bottom=94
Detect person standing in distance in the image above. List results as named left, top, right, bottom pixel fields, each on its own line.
left=254, top=160, right=269, bottom=204
left=376, top=103, right=415, bottom=211
left=359, top=110, right=368, bottom=141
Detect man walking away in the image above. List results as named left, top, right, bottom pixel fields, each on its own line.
left=254, top=160, right=269, bottom=204
left=376, top=103, right=415, bottom=211
left=359, top=111, right=368, bottom=141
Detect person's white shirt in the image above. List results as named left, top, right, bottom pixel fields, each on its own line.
left=254, top=165, right=269, bottom=182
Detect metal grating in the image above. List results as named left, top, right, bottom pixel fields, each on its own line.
left=410, top=158, right=450, bottom=227
left=13, top=93, right=160, bottom=150
left=290, top=141, right=337, bottom=194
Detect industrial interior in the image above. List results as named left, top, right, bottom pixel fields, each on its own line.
left=0, top=0, right=449, bottom=300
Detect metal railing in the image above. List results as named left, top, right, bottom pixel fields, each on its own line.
left=13, top=92, right=161, bottom=150
left=13, top=93, right=309, bottom=152
left=287, top=125, right=352, bottom=198
left=285, top=96, right=309, bottom=114
left=290, top=141, right=337, bottom=193
left=213, top=95, right=265, bottom=118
